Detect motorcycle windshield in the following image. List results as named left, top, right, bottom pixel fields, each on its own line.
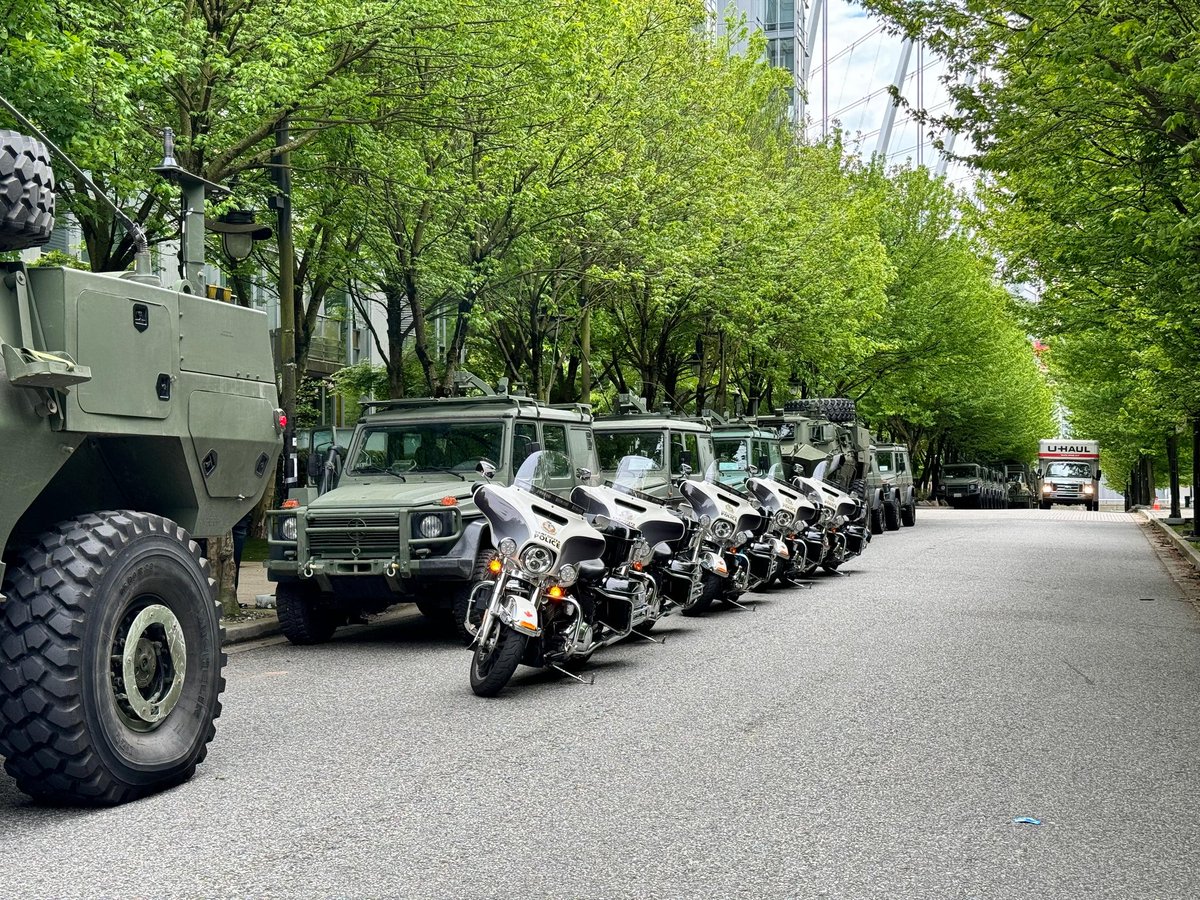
left=703, top=460, right=720, bottom=483
left=613, top=455, right=669, bottom=497
left=515, top=449, right=569, bottom=492
left=766, top=463, right=786, bottom=482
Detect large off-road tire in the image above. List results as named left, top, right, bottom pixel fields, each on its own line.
left=469, top=623, right=527, bottom=697
left=884, top=497, right=901, bottom=531
left=869, top=502, right=884, bottom=535
left=901, top=499, right=916, bottom=527
left=817, top=397, right=856, bottom=424
left=0, top=511, right=223, bottom=806
left=452, top=548, right=495, bottom=646
left=1039, top=500, right=1051, bottom=510
left=276, top=580, right=340, bottom=645
left=0, top=131, right=55, bottom=252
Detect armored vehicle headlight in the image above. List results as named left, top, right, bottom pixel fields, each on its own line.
left=712, top=518, right=735, bottom=540
left=281, top=516, right=298, bottom=542
left=558, top=563, right=579, bottom=586
left=417, top=514, right=445, bottom=539
left=773, top=509, right=792, bottom=528
left=498, top=537, right=519, bottom=558
left=521, top=545, right=555, bottom=575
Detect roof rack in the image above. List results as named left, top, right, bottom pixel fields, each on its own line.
left=548, top=402, right=593, bottom=416
left=359, top=394, right=541, bottom=414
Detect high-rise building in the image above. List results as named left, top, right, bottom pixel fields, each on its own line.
left=712, top=1, right=799, bottom=113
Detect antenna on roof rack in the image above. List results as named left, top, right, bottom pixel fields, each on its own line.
left=617, top=392, right=649, bottom=415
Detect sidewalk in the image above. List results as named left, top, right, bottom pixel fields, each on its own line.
left=223, top=563, right=281, bottom=645
left=1139, top=508, right=1200, bottom=573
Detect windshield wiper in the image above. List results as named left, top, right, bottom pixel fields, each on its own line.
left=349, top=464, right=406, bottom=481
left=411, top=466, right=466, bottom=482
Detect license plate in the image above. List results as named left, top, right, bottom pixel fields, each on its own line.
left=952, top=492, right=963, bottom=498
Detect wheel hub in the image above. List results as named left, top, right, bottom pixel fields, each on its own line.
left=112, top=603, right=187, bottom=729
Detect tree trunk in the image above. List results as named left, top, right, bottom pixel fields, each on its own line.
left=208, top=531, right=239, bottom=618
left=1168, top=430, right=1182, bottom=519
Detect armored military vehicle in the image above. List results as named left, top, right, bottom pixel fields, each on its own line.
left=0, top=122, right=280, bottom=804
left=758, top=398, right=893, bottom=535
left=937, top=463, right=1002, bottom=508
left=268, top=390, right=599, bottom=645
left=1004, top=462, right=1037, bottom=508
left=591, top=394, right=716, bottom=500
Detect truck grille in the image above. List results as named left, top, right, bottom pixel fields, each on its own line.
left=306, top=513, right=400, bottom=558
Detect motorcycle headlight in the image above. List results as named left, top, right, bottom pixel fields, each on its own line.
left=416, top=513, right=445, bottom=539
left=632, top=539, right=653, bottom=564
left=773, top=509, right=792, bottom=529
left=280, top=516, right=298, bottom=542
left=498, top=537, right=518, bottom=557
left=712, top=518, right=734, bottom=540
left=558, top=563, right=579, bottom=586
left=521, top=544, right=555, bottom=575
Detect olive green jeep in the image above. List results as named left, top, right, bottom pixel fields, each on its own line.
left=711, top=418, right=783, bottom=489
left=875, top=444, right=917, bottom=527
left=267, top=391, right=598, bottom=644
left=591, top=394, right=715, bottom=500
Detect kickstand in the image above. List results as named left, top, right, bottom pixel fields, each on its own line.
left=549, top=664, right=595, bottom=685
left=725, top=596, right=756, bottom=612
left=826, top=568, right=848, bottom=577
left=629, top=628, right=667, bottom=645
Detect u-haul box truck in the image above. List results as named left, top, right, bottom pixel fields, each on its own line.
left=1038, top=439, right=1101, bottom=510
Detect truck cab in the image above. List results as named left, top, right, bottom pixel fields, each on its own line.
left=711, top=420, right=783, bottom=489
left=1038, top=439, right=1101, bottom=510
left=592, top=396, right=715, bottom=500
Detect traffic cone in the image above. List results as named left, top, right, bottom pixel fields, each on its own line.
left=1153, top=498, right=1162, bottom=510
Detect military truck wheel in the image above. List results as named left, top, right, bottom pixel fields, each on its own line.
left=818, top=398, right=857, bottom=424
left=884, top=497, right=901, bottom=531
left=901, top=500, right=916, bottom=527
left=276, top=581, right=340, bottom=645
left=869, top=502, right=884, bottom=535
left=1039, top=501, right=1051, bottom=510
left=0, top=511, right=223, bottom=806
left=0, top=131, right=56, bottom=252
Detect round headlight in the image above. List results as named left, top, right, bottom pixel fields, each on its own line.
left=417, top=514, right=444, bottom=538
left=633, top=539, right=653, bottom=563
left=698, top=514, right=712, bottom=528
left=773, top=509, right=792, bottom=528
left=521, top=544, right=555, bottom=575
left=558, top=563, right=579, bottom=586
left=281, top=516, right=298, bottom=541
left=498, top=537, right=518, bottom=557
left=712, top=518, right=734, bottom=540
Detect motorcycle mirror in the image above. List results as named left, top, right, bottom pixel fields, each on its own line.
left=590, top=513, right=611, bottom=530
left=575, top=466, right=593, bottom=483
left=476, top=458, right=497, bottom=479
left=679, top=463, right=693, bottom=477
left=747, top=464, right=759, bottom=476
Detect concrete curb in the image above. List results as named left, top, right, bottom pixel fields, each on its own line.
left=224, top=615, right=282, bottom=646
left=1140, top=511, right=1200, bottom=571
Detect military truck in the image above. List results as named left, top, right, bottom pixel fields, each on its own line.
left=710, top=418, right=783, bottom=489
left=1004, top=463, right=1037, bottom=508
left=937, top=463, right=999, bottom=508
left=0, top=123, right=279, bottom=804
left=591, top=394, right=715, bottom=500
left=758, top=398, right=893, bottom=535
left=875, top=443, right=917, bottom=527
left=268, top=391, right=599, bottom=645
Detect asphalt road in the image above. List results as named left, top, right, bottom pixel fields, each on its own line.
left=3, top=508, right=1199, bottom=899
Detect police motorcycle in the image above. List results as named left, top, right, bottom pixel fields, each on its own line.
left=677, top=462, right=782, bottom=613
left=792, top=457, right=869, bottom=574
left=744, top=463, right=820, bottom=583
left=570, top=455, right=702, bottom=631
left=464, top=450, right=656, bottom=696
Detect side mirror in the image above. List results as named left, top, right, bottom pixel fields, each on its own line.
left=679, top=450, right=693, bottom=467
left=527, top=441, right=543, bottom=454
left=1096, top=469, right=1102, bottom=479
left=575, top=466, right=593, bottom=483
left=758, top=456, right=771, bottom=473
left=476, top=458, right=497, bottom=479
left=306, top=449, right=322, bottom=481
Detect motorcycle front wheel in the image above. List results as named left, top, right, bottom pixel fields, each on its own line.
left=470, top=622, right=528, bottom=697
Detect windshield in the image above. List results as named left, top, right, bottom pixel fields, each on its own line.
left=1046, top=461, right=1094, bottom=479
left=714, top=437, right=750, bottom=475
left=614, top=455, right=668, bottom=494
left=876, top=450, right=893, bottom=472
left=515, top=450, right=570, bottom=492
left=596, top=431, right=663, bottom=471
left=348, top=421, right=503, bottom=476
left=943, top=465, right=979, bottom=479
